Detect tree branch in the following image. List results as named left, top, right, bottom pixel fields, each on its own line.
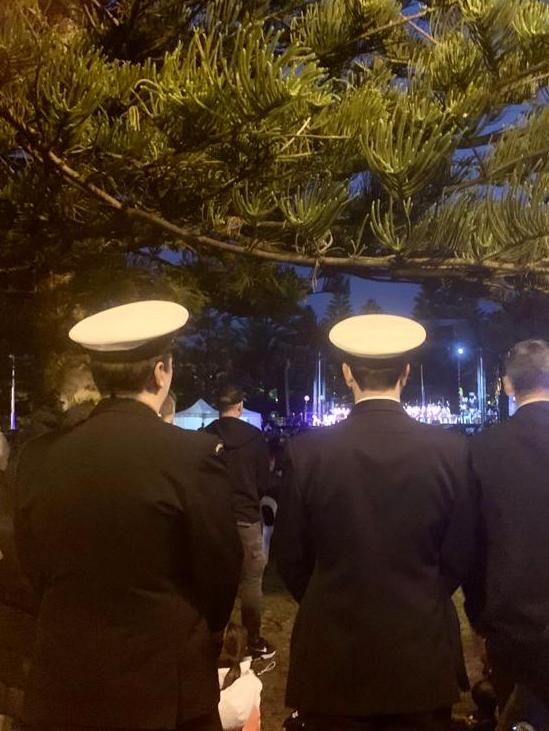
left=407, top=20, right=437, bottom=45
left=320, top=7, right=435, bottom=61
left=350, top=8, right=434, bottom=47
left=0, top=264, right=35, bottom=274
left=447, top=144, right=549, bottom=192
left=498, top=61, right=549, bottom=91
left=3, top=106, right=549, bottom=289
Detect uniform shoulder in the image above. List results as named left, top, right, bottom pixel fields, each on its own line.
left=10, top=429, right=61, bottom=485
left=16, top=429, right=59, bottom=460
left=411, top=420, right=458, bottom=436
left=409, top=420, right=469, bottom=449
left=163, top=422, right=224, bottom=457
left=471, top=419, right=512, bottom=449
left=287, top=424, right=341, bottom=453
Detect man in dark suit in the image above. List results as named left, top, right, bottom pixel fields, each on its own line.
left=275, top=315, right=478, bottom=731
left=466, top=340, right=549, bottom=731
left=13, top=301, right=242, bottom=731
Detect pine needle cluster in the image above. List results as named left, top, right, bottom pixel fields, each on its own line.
left=0, top=0, right=548, bottom=295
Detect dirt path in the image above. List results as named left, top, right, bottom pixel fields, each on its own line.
left=256, top=568, right=480, bottom=731
left=256, top=569, right=296, bottom=731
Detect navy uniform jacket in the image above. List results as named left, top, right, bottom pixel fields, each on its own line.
left=275, top=399, right=478, bottom=717
left=13, top=397, right=242, bottom=728
left=466, top=402, right=549, bottom=704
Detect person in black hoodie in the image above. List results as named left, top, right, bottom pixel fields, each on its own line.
left=206, top=384, right=275, bottom=660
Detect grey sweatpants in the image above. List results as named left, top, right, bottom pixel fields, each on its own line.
left=237, top=521, right=267, bottom=644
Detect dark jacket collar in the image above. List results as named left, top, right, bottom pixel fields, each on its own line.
left=91, top=397, right=161, bottom=421
left=513, top=401, right=549, bottom=419
left=350, top=399, right=408, bottom=417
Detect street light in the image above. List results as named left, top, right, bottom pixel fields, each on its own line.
left=455, top=346, right=466, bottom=408
left=304, top=395, right=310, bottom=422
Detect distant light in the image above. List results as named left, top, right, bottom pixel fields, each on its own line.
left=304, top=395, right=310, bottom=403
left=457, top=347, right=465, bottom=356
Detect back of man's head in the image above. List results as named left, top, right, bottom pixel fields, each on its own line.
left=217, top=384, right=244, bottom=415
left=344, top=355, right=409, bottom=392
left=504, top=339, right=549, bottom=399
left=91, top=350, right=172, bottom=397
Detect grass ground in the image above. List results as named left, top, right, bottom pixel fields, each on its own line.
left=253, top=567, right=481, bottom=731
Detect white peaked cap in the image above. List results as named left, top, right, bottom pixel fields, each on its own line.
left=69, top=300, right=189, bottom=353
left=329, top=314, right=426, bottom=359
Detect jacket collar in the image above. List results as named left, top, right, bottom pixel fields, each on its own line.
left=91, top=396, right=161, bottom=421
left=350, top=399, right=408, bottom=417
left=514, top=401, right=549, bottom=418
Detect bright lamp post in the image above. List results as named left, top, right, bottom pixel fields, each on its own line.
left=455, top=346, right=465, bottom=405
left=304, top=395, right=310, bottom=422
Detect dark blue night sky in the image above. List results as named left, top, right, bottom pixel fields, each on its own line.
left=308, top=278, right=420, bottom=319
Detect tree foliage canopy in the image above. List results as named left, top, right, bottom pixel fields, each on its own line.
left=1, top=0, right=549, bottom=300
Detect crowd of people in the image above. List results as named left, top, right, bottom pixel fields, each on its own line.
left=0, top=303, right=548, bottom=731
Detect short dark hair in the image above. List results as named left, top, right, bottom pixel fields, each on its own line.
left=217, top=384, right=244, bottom=412
left=504, top=339, right=549, bottom=395
left=91, top=351, right=172, bottom=396
left=344, top=355, right=408, bottom=391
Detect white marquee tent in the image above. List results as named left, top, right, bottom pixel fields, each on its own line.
left=240, top=407, right=262, bottom=430
left=174, top=399, right=217, bottom=431
left=174, top=399, right=263, bottom=431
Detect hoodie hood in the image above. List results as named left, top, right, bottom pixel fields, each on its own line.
left=206, top=416, right=261, bottom=449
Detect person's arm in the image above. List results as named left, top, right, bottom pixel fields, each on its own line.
left=12, top=442, right=47, bottom=600
left=462, top=524, right=487, bottom=631
left=462, top=440, right=488, bottom=629
left=185, top=439, right=243, bottom=632
left=440, top=443, right=481, bottom=596
left=273, top=441, right=315, bottom=603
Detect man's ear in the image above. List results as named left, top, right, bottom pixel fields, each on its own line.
left=342, top=362, right=354, bottom=388
left=399, top=363, right=411, bottom=389
left=237, top=400, right=244, bottom=415
left=502, top=375, right=514, bottom=398
left=153, top=357, right=172, bottom=392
